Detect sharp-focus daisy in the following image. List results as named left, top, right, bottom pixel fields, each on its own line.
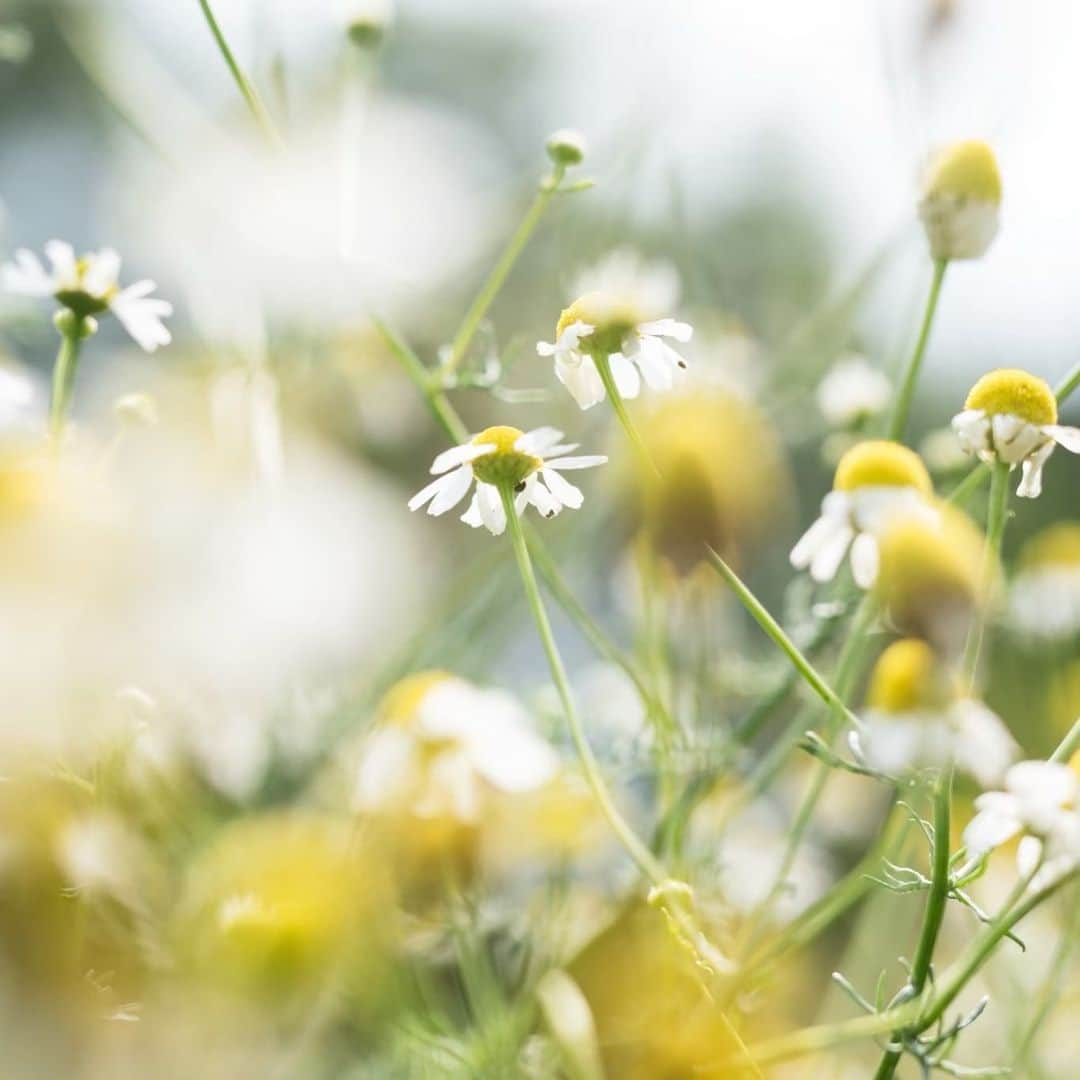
left=952, top=369, right=1080, bottom=498
left=353, top=671, right=560, bottom=824
left=851, top=639, right=1016, bottom=787
left=917, top=139, right=1002, bottom=261
left=790, top=440, right=934, bottom=588
left=2, top=241, right=172, bottom=352
left=537, top=249, right=691, bottom=409
left=963, top=759, right=1080, bottom=888
left=408, top=425, right=606, bottom=535
left=1009, top=524, right=1080, bottom=641
left=816, top=355, right=891, bottom=429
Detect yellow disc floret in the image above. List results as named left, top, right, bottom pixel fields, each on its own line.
left=833, top=440, right=933, bottom=494
left=965, top=369, right=1057, bottom=426
left=1019, top=523, right=1080, bottom=571
left=866, top=639, right=953, bottom=713
left=923, top=140, right=1002, bottom=205
left=469, top=425, right=543, bottom=488
left=378, top=670, right=453, bottom=726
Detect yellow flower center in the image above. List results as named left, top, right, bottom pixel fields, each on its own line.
left=923, top=140, right=1002, bottom=205
left=965, top=369, right=1058, bottom=426
left=469, top=425, right=543, bottom=488
left=1019, top=523, right=1080, bottom=570
left=556, top=291, right=642, bottom=356
left=833, top=440, right=932, bottom=494
left=866, top=639, right=953, bottom=713
left=378, top=670, right=454, bottom=726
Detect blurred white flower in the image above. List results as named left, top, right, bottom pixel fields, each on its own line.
left=2, top=241, right=172, bottom=352
left=569, top=248, right=681, bottom=316
left=0, top=363, right=42, bottom=434
left=816, top=355, right=891, bottom=428
left=1010, top=573, right=1080, bottom=642
left=409, top=425, right=606, bottom=535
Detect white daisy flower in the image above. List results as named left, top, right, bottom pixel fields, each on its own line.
left=1008, top=525, right=1080, bottom=641
left=408, top=424, right=606, bottom=535
left=917, top=140, right=1001, bottom=261
left=790, top=440, right=935, bottom=589
left=952, top=368, right=1080, bottom=499
left=852, top=639, right=1017, bottom=788
left=2, top=240, right=172, bottom=352
left=963, top=760, right=1080, bottom=889
left=538, top=249, right=691, bottom=410
left=353, top=672, right=559, bottom=824
left=816, top=355, right=891, bottom=428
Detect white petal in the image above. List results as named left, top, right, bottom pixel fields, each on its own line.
left=950, top=700, right=1017, bottom=789
left=475, top=482, right=507, bottom=535
left=431, top=441, right=493, bottom=474
left=1016, top=835, right=1044, bottom=880
left=1017, top=442, right=1053, bottom=498
left=353, top=728, right=419, bottom=811
left=515, top=426, right=565, bottom=455
left=558, top=320, right=594, bottom=350
left=608, top=352, right=642, bottom=399
left=790, top=513, right=837, bottom=570
left=963, top=809, right=1022, bottom=856
left=632, top=336, right=677, bottom=390
left=1045, top=424, right=1080, bottom=454
left=408, top=474, right=449, bottom=512
left=544, top=454, right=607, bottom=471
left=83, top=249, right=122, bottom=297
left=810, top=523, right=855, bottom=583
left=849, top=532, right=880, bottom=589
left=952, top=410, right=990, bottom=457
left=527, top=477, right=562, bottom=519
left=536, top=340, right=558, bottom=357
left=637, top=318, right=693, bottom=342
left=555, top=353, right=606, bottom=410
left=540, top=467, right=583, bottom=509
left=460, top=493, right=484, bottom=528
left=111, top=295, right=173, bottom=353
left=1006, top=761, right=1078, bottom=806
left=2, top=249, right=55, bottom=297
left=427, top=464, right=474, bottom=515
left=44, top=240, right=77, bottom=285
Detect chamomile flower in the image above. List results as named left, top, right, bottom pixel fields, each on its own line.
left=408, top=425, right=606, bottom=535
left=538, top=250, right=691, bottom=409
left=963, top=760, right=1080, bottom=888
left=790, top=440, right=934, bottom=588
left=952, top=369, right=1080, bottom=498
left=918, top=140, right=1002, bottom=261
left=1009, top=524, right=1080, bottom=640
left=852, top=639, right=1016, bottom=787
left=2, top=241, right=172, bottom=352
left=816, top=355, right=892, bottom=429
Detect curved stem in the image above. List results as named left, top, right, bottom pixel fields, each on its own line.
left=50, top=318, right=86, bottom=446
left=888, top=258, right=948, bottom=442
left=442, top=166, right=566, bottom=377
left=872, top=767, right=953, bottom=1080
left=592, top=351, right=660, bottom=477
left=196, top=0, right=282, bottom=147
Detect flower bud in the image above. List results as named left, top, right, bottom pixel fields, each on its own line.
left=345, top=0, right=394, bottom=48
left=546, top=128, right=587, bottom=168
left=918, top=140, right=1002, bottom=260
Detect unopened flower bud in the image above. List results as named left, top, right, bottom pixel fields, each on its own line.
left=918, top=140, right=1002, bottom=260
left=546, top=128, right=587, bottom=168
left=345, top=0, right=394, bottom=48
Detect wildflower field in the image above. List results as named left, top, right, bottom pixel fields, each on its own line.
left=3, top=2, right=1080, bottom=1077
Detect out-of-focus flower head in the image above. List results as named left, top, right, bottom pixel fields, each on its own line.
left=874, top=498, right=990, bottom=653
left=918, top=139, right=1002, bottom=260
left=538, top=249, right=691, bottom=410
left=920, top=424, right=972, bottom=476
left=853, top=638, right=1016, bottom=786
left=176, top=812, right=391, bottom=1003
left=546, top=128, right=587, bottom=167
left=0, top=361, right=43, bottom=436
left=2, top=242, right=172, bottom=352
left=791, top=439, right=934, bottom=589
left=953, top=368, right=1080, bottom=498
left=409, top=425, right=606, bottom=535
left=342, top=0, right=395, bottom=48
left=1009, top=523, right=1080, bottom=641
left=816, top=354, right=892, bottom=429
left=630, top=387, right=791, bottom=576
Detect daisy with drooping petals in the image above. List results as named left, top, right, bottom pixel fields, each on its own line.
left=2, top=241, right=172, bottom=352
left=917, top=139, right=1002, bottom=261
left=963, top=759, right=1080, bottom=889
left=952, top=369, right=1080, bottom=498
left=537, top=249, right=692, bottom=409
left=408, top=425, right=606, bottom=535
left=790, top=440, right=935, bottom=589
left=816, top=355, right=891, bottom=429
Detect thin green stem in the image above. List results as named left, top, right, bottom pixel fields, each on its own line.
left=499, top=485, right=666, bottom=886
left=50, top=317, right=86, bottom=446
left=1050, top=716, right=1080, bottom=764
left=888, top=258, right=947, bottom=441
left=873, top=767, right=953, bottom=1080
left=196, top=0, right=282, bottom=147
left=592, top=351, right=660, bottom=477
left=442, top=166, right=565, bottom=377
left=962, top=460, right=1010, bottom=689
left=1054, top=357, right=1080, bottom=405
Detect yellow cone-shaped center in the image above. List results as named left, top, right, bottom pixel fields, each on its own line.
left=965, top=368, right=1057, bottom=426
left=833, top=440, right=932, bottom=494
left=923, top=140, right=1002, bottom=205
left=470, top=426, right=543, bottom=487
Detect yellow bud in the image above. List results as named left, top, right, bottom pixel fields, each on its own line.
left=1019, top=523, right=1080, bottom=570
left=923, top=140, right=1002, bottom=205
left=469, top=425, right=542, bottom=488
left=965, top=368, right=1058, bottom=426
left=866, top=639, right=953, bottom=713
left=833, top=440, right=932, bottom=494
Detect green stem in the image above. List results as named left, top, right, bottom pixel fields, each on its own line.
left=50, top=318, right=86, bottom=445
left=592, top=351, right=660, bottom=476
left=961, top=460, right=1010, bottom=689
left=888, top=258, right=947, bottom=441
left=872, top=767, right=953, bottom=1080
left=442, top=166, right=565, bottom=377
left=1050, top=716, right=1080, bottom=764
left=1054, top=357, right=1080, bottom=405
left=499, top=485, right=666, bottom=886
left=196, top=0, right=282, bottom=147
